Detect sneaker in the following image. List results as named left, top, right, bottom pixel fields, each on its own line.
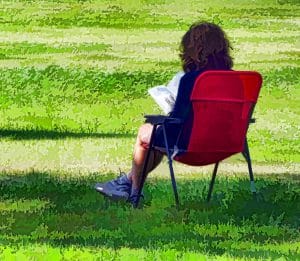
left=95, top=172, right=132, bottom=201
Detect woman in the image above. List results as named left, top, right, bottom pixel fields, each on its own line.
left=95, top=22, right=233, bottom=205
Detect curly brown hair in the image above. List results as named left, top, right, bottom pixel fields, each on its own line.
left=180, top=22, right=233, bottom=72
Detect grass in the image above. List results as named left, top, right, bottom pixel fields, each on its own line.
left=0, top=66, right=299, bottom=163
left=0, top=0, right=299, bottom=260
left=0, top=171, right=299, bottom=260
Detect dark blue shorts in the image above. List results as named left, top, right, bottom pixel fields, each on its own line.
left=153, top=124, right=183, bottom=149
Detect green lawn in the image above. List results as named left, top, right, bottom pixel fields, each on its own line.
left=0, top=0, right=299, bottom=260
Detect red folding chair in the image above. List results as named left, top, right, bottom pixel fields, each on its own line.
left=134, top=71, right=263, bottom=208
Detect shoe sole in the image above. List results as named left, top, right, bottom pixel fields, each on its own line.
left=95, top=186, right=129, bottom=201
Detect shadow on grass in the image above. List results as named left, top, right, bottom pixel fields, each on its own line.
left=0, top=129, right=135, bottom=140
left=0, top=171, right=299, bottom=259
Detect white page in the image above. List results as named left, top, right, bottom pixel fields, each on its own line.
left=166, top=71, right=185, bottom=97
left=148, top=71, right=185, bottom=114
left=148, top=85, right=175, bottom=114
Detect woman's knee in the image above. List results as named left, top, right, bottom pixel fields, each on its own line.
left=138, top=123, right=153, bottom=144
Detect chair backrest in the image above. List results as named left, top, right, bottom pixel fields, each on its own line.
left=175, top=70, right=262, bottom=166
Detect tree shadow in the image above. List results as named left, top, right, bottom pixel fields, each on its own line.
left=0, top=171, right=299, bottom=259
left=0, top=128, right=135, bottom=140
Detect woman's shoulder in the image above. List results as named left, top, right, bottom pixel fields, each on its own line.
left=180, top=70, right=205, bottom=83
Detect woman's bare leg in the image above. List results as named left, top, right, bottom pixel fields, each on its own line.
left=94, top=123, right=163, bottom=202
left=127, top=123, right=163, bottom=190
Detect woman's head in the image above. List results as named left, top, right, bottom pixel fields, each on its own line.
left=180, top=22, right=233, bottom=72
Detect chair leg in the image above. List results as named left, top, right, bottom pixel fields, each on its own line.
left=242, top=138, right=256, bottom=194
left=207, top=162, right=219, bottom=202
left=134, top=126, right=157, bottom=208
left=167, top=157, right=179, bottom=207
left=162, top=125, right=179, bottom=207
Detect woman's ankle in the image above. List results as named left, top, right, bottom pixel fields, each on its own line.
left=127, top=172, right=133, bottom=181
left=130, top=186, right=140, bottom=197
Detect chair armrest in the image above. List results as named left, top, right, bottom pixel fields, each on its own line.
left=144, top=114, right=183, bottom=125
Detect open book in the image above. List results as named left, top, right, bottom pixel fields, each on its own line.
left=148, top=71, right=184, bottom=114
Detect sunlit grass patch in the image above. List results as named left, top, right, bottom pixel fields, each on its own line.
left=0, top=136, right=136, bottom=174
left=0, top=42, right=109, bottom=56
